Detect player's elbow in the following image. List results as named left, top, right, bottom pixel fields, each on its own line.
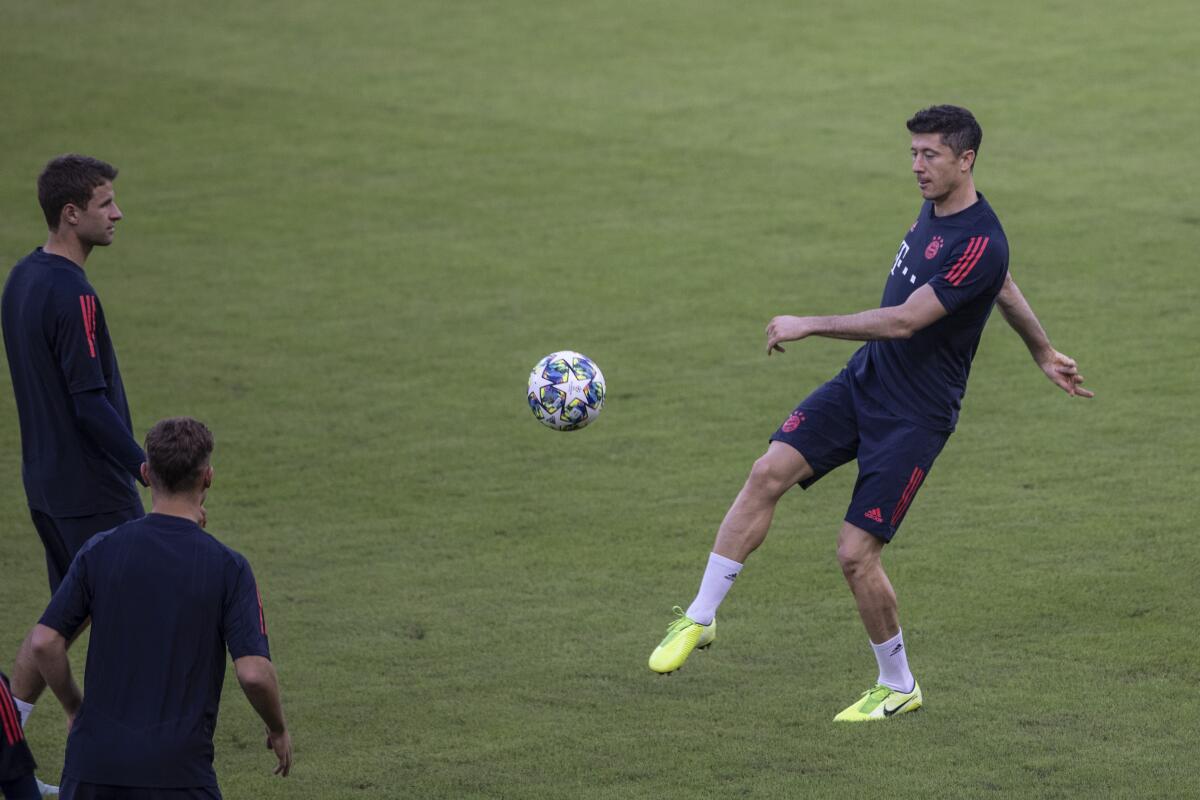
left=235, top=656, right=276, bottom=692
left=30, top=624, right=66, bottom=662
left=889, top=317, right=917, bottom=339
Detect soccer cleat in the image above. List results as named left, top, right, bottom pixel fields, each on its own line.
left=648, top=606, right=715, bottom=674
left=37, top=777, right=59, bottom=797
left=833, top=682, right=922, bottom=722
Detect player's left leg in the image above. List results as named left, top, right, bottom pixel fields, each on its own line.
left=832, top=396, right=947, bottom=721
left=832, top=522, right=924, bottom=721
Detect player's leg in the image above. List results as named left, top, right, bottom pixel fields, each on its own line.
left=648, top=443, right=812, bottom=674
left=832, top=405, right=947, bottom=721
left=836, top=522, right=899, bottom=645
left=832, top=522, right=923, bottom=721
left=712, top=440, right=814, bottom=564
left=648, top=372, right=860, bottom=674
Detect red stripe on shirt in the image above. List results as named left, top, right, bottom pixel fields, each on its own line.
left=891, top=466, right=926, bottom=526
left=945, top=237, right=982, bottom=284
left=0, top=677, right=23, bottom=745
left=950, top=237, right=989, bottom=286
left=90, top=296, right=99, bottom=351
left=257, top=586, right=267, bottom=635
left=80, top=295, right=97, bottom=357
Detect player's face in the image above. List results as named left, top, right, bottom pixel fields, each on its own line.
left=71, top=182, right=123, bottom=247
left=911, top=134, right=972, bottom=202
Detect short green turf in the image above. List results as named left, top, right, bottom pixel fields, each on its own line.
left=1, top=1, right=1197, bottom=798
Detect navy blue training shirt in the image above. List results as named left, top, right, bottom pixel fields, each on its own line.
left=847, top=194, right=1009, bottom=431
left=39, top=514, right=270, bottom=789
left=2, top=248, right=142, bottom=516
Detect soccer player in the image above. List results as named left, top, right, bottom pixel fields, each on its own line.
left=647, top=105, right=1093, bottom=721
left=29, top=417, right=292, bottom=799
left=0, top=670, right=40, bottom=800
left=2, top=155, right=148, bottom=736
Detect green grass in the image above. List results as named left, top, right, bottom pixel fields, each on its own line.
left=1, top=1, right=1198, bottom=797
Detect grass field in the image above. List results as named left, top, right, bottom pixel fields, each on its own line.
left=1, top=1, right=1198, bottom=797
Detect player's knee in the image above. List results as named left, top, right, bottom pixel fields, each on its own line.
left=746, top=453, right=795, bottom=499
left=837, top=539, right=874, bottom=579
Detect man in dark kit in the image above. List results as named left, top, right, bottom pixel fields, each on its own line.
left=2, top=155, right=148, bottom=744
left=29, top=417, right=292, bottom=799
left=0, top=670, right=39, bottom=800
left=648, top=106, right=1093, bottom=721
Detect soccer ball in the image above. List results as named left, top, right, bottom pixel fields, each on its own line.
left=527, top=351, right=606, bottom=431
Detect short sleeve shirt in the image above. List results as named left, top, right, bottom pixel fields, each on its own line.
left=847, top=194, right=1009, bottom=431
left=39, top=514, right=271, bottom=788
left=1, top=248, right=140, bottom=515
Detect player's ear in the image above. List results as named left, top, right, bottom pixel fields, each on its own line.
left=61, top=203, right=80, bottom=227
left=140, top=462, right=152, bottom=487
left=960, top=149, right=976, bottom=172
left=203, top=465, right=213, bottom=490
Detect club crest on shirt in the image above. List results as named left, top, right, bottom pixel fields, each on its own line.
left=782, top=411, right=806, bottom=432
left=925, top=236, right=944, bottom=259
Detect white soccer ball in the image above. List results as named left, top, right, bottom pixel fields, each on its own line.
left=527, top=351, right=606, bottom=431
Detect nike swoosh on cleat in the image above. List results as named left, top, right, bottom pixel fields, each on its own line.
left=882, top=697, right=915, bottom=717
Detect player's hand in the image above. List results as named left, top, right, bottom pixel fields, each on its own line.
left=267, top=728, right=292, bottom=777
left=766, top=316, right=811, bottom=355
left=1039, top=350, right=1094, bottom=398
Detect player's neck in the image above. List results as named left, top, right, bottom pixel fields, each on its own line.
left=932, top=180, right=978, bottom=218
left=150, top=496, right=205, bottom=525
left=43, top=232, right=91, bottom=268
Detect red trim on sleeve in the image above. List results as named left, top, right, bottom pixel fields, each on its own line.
left=80, top=295, right=98, bottom=358
left=948, top=237, right=989, bottom=286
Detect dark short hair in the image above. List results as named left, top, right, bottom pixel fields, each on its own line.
left=906, top=105, right=983, bottom=160
left=37, top=154, right=118, bottom=231
left=145, top=417, right=214, bottom=493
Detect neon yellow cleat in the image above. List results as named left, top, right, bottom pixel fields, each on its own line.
left=648, top=606, right=715, bottom=674
left=833, top=682, right=922, bottom=722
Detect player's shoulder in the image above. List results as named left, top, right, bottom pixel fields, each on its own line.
left=947, top=196, right=1008, bottom=258
left=74, top=519, right=135, bottom=561
left=202, top=531, right=253, bottom=575
left=9, top=249, right=94, bottom=301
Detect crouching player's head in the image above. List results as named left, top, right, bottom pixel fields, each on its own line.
left=141, top=417, right=214, bottom=502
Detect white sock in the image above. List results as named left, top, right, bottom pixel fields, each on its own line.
left=15, top=698, right=34, bottom=727
left=871, top=629, right=914, bottom=693
left=685, top=552, right=743, bottom=625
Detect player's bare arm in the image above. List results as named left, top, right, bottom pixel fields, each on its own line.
left=28, top=624, right=82, bottom=728
left=766, top=283, right=948, bottom=354
left=996, top=273, right=1093, bottom=398
left=235, top=655, right=293, bottom=777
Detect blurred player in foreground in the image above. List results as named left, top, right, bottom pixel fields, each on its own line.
left=2, top=157, right=148, bottom=773
left=648, top=105, right=1093, bottom=721
left=28, top=418, right=291, bottom=798
left=0, top=670, right=39, bottom=799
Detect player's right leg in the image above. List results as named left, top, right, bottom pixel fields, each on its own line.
left=649, top=372, right=860, bottom=674
left=648, top=442, right=813, bottom=674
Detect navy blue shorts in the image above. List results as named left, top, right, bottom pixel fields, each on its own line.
left=30, top=502, right=144, bottom=592
left=61, top=781, right=220, bottom=800
left=769, top=370, right=949, bottom=542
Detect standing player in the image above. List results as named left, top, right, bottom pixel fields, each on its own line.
left=647, top=106, right=1093, bottom=720
left=1, top=155, right=146, bottom=736
left=29, top=417, right=292, bottom=798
